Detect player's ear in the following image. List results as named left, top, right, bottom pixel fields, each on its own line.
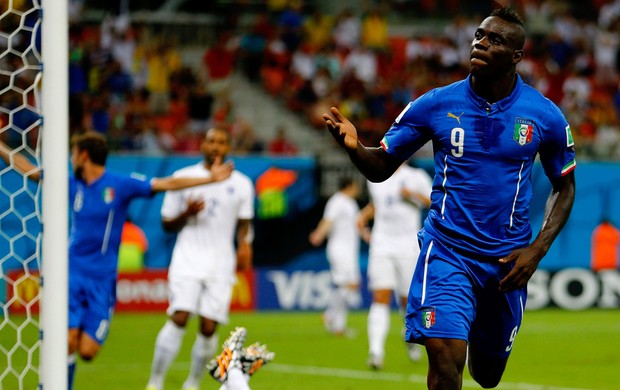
left=512, top=49, right=524, bottom=64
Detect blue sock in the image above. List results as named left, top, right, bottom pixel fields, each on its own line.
left=68, top=353, right=76, bottom=390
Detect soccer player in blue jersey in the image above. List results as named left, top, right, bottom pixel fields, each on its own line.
left=2, top=132, right=234, bottom=389
left=324, top=7, right=576, bottom=390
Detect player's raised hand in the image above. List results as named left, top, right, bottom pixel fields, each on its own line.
left=184, top=197, right=205, bottom=217
left=323, top=107, right=358, bottom=151
left=210, top=156, right=234, bottom=182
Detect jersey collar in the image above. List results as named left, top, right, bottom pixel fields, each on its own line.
left=465, top=73, right=523, bottom=112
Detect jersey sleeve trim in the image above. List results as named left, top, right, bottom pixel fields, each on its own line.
left=561, top=159, right=576, bottom=175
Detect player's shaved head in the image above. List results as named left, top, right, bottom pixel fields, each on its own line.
left=489, top=7, right=525, bottom=50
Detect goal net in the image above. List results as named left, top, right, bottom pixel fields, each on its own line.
left=1, top=0, right=68, bottom=389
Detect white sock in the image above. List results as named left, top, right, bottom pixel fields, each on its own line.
left=183, top=332, right=218, bottom=388
left=147, top=320, right=186, bottom=388
left=220, top=366, right=250, bottom=390
left=330, top=286, right=349, bottom=333
left=367, top=303, right=390, bottom=359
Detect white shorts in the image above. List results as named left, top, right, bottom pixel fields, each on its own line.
left=167, top=277, right=234, bottom=324
left=367, top=253, right=417, bottom=297
left=328, top=250, right=361, bottom=286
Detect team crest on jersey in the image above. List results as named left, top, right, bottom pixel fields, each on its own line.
left=422, top=307, right=436, bottom=329
left=513, top=118, right=534, bottom=146
left=102, top=187, right=115, bottom=204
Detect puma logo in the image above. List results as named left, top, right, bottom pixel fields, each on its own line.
left=447, top=112, right=464, bottom=124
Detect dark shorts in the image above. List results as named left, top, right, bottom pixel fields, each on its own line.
left=69, top=270, right=116, bottom=345
left=405, top=231, right=526, bottom=358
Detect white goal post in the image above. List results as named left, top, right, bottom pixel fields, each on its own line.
left=0, top=0, right=68, bottom=389
left=40, top=0, right=69, bottom=389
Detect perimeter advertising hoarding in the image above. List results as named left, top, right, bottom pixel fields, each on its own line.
left=5, top=268, right=620, bottom=313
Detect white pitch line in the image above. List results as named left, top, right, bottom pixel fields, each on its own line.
left=266, top=363, right=595, bottom=390
left=76, top=361, right=595, bottom=390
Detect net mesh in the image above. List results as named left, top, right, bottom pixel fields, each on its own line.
left=0, top=0, right=43, bottom=389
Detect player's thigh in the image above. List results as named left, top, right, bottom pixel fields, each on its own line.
left=81, top=274, right=117, bottom=346
left=167, top=277, right=203, bottom=315
left=328, top=253, right=361, bottom=287
left=394, top=250, right=419, bottom=298
left=469, top=275, right=526, bottom=359
left=405, top=238, right=475, bottom=343
left=367, top=253, right=397, bottom=291
left=68, top=272, right=86, bottom=330
left=198, top=279, right=234, bottom=324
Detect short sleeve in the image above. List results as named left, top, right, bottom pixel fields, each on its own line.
left=380, top=91, right=435, bottom=161
left=538, top=103, right=577, bottom=179
left=323, top=195, right=341, bottom=221
left=122, top=173, right=153, bottom=201
left=237, top=175, right=255, bottom=220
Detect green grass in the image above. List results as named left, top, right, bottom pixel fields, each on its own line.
left=2, top=309, right=619, bottom=389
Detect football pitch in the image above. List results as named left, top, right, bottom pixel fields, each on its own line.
left=2, top=308, right=619, bottom=389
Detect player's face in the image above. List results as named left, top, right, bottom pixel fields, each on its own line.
left=470, top=16, right=523, bottom=77
left=71, top=146, right=84, bottom=179
left=201, top=129, right=231, bottom=165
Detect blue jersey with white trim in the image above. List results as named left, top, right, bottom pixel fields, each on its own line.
left=381, top=74, right=576, bottom=257
left=69, top=172, right=152, bottom=275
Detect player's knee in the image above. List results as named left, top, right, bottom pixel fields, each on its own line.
left=78, top=347, right=99, bottom=362
left=77, top=340, right=101, bottom=362
left=469, top=364, right=504, bottom=389
left=199, top=319, right=217, bottom=337
left=467, top=349, right=506, bottom=389
left=170, top=311, right=190, bottom=327
left=471, top=374, right=501, bottom=389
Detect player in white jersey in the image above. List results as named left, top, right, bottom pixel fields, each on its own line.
left=357, top=162, right=432, bottom=369
left=147, top=127, right=255, bottom=390
left=309, top=177, right=363, bottom=336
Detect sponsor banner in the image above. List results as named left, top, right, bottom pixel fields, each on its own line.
left=256, top=269, right=373, bottom=311
left=254, top=268, right=620, bottom=311
left=115, top=270, right=257, bottom=312
left=527, top=269, right=620, bottom=310
left=5, top=269, right=620, bottom=313
left=5, top=270, right=256, bottom=314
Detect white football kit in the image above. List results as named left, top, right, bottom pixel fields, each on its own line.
left=367, top=165, right=432, bottom=297
left=161, top=163, right=254, bottom=323
left=323, top=191, right=361, bottom=286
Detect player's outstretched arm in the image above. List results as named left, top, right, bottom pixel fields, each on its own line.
left=150, top=157, right=233, bottom=192
left=309, top=218, right=332, bottom=246
left=498, top=171, right=576, bottom=292
left=0, top=140, right=41, bottom=181
left=323, top=106, right=402, bottom=182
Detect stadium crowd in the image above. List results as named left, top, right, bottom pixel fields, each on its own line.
left=5, top=0, right=619, bottom=160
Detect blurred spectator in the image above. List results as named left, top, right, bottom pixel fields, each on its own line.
left=361, top=7, right=388, bottom=52
left=187, top=84, right=214, bottom=135
left=231, top=118, right=265, bottom=154
left=342, top=45, right=378, bottom=88
left=278, top=1, right=304, bottom=52
left=238, top=21, right=268, bottom=83
left=145, top=42, right=181, bottom=115
left=303, top=8, right=334, bottom=51
left=591, top=219, right=620, bottom=271
left=133, top=114, right=175, bottom=155
left=268, top=125, right=298, bottom=155
left=332, top=8, right=361, bottom=53
left=118, top=218, right=149, bottom=273
left=201, top=30, right=237, bottom=99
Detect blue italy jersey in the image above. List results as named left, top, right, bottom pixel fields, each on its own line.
left=380, top=74, right=576, bottom=258
left=68, top=172, right=152, bottom=276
